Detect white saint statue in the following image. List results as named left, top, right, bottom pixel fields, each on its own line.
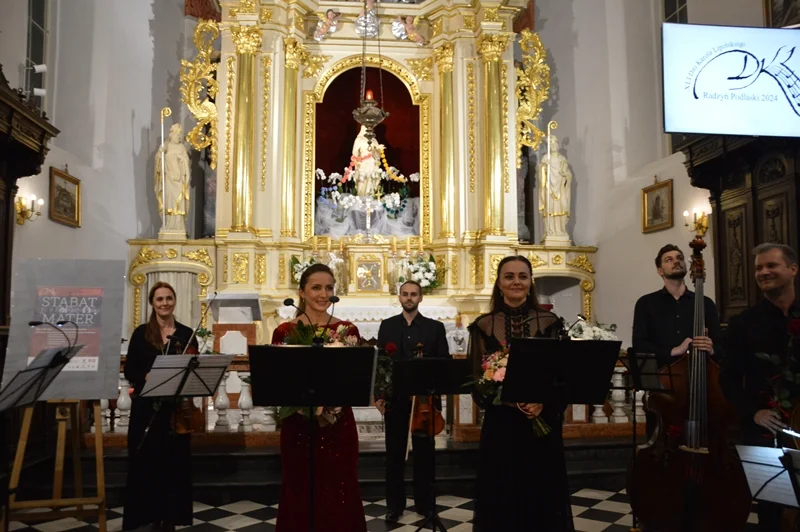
left=538, top=134, right=572, bottom=240
left=155, top=123, right=191, bottom=232
left=355, top=0, right=379, bottom=39
left=350, top=125, right=384, bottom=198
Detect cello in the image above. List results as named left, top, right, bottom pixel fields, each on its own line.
left=627, top=234, right=751, bottom=531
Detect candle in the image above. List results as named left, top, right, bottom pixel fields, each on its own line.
left=418, top=237, right=424, bottom=253
left=312, top=236, right=318, bottom=252
left=391, top=236, right=397, bottom=253
left=365, top=89, right=374, bottom=100
left=326, top=238, right=332, bottom=252
left=406, top=237, right=411, bottom=254
left=340, top=238, right=345, bottom=253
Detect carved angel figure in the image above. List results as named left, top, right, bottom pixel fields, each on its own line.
left=392, top=15, right=424, bottom=46
left=313, top=9, right=340, bottom=42
left=155, top=123, right=191, bottom=232
left=355, top=0, right=379, bottom=39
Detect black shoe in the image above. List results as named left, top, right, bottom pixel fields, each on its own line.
left=385, top=510, right=402, bottom=523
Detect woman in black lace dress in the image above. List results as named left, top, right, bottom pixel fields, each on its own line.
left=469, top=255, right=574, bottom=531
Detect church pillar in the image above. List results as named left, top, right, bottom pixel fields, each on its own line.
left=478, top=34, right=510, bottom=236
left=280, top=38, right=304, bottom=238
left=434, top=43, right=456, bottom=239
left=230, top=25, right=262, bottom=232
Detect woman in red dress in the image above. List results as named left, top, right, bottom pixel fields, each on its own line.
left=271, top=263, right=367, bottom=532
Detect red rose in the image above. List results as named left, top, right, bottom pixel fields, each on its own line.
left=384, top=342, right=398, bottom=356
left=789, top=319, right=800, bottom=338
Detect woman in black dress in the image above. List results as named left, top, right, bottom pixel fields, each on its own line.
left=123, top=281, right=197, bottom=532
left=469, top=255, right=574, bottom=531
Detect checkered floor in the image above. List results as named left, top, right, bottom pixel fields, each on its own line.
left=7, top=487, right=762, bottom=532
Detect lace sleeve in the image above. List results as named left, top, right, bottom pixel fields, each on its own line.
left=468, top=315, right=493, bottom=409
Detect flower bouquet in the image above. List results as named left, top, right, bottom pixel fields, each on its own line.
left=374, top=342, right=396, bottom=407
left=756, top=310, right=800, bottom=424
left=399, top=253, right=443, bottom=292
left=278, top=323, right=361, bottom=426
left=474, top=344, right=551, bottom=437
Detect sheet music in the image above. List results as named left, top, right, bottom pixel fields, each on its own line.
left=140, top=355, right=234, bottom=397
left=736, top=445, right=799, bottom=508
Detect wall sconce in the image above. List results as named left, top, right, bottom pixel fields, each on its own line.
left=15, top=193, right=44, bottom=225
left=683, top=208, right=709, bottom=236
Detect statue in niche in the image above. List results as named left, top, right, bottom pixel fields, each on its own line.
left=313, top=9, right=340, bottom=42
left=155, top=123, right=191, bottom=232
left=348, top=125, right=385, bottom=198
left=391, top=16, right=425, bottom=46
left=537, top=134, right=571, bottom=240
left=355, top=0, right=379, bottom=38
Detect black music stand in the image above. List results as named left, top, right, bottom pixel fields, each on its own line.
left=248, top=345, right=377, bottom=532
left=392, top=358, right=473, bottom=532
left=736, top=445, right=800, bottom=509
left=0, top=345, right=83, bottom=532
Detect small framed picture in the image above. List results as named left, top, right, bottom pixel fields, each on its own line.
left=641, top=179, right=673, bottom=234
left=49, top=166, right=81, bottom=228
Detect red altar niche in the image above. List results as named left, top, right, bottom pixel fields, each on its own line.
left=315, top=66, right=420, bottom=200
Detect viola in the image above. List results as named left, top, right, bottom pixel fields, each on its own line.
left=172, top=343, right=205, bottom=435
left=408, top=343, right=445, bottom=441
left=627, top=235, right=751, bottom=531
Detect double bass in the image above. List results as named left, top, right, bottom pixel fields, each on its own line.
left=627, top=235, right=751, bottom=531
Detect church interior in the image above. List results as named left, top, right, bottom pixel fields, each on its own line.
left=0, top=0, right=797, bottom=530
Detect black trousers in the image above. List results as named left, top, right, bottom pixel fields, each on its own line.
left=384, top=397, right=435, bottom=514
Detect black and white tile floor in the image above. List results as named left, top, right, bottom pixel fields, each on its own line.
left=7, top=488, right=761, bottom=532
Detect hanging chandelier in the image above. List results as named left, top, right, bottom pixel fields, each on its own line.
left=352, top=0, right=388, bottom=143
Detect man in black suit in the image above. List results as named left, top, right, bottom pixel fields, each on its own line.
left=376, top=280, right=449, bottom=523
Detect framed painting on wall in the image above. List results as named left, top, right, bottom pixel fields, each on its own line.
left=765, top=0, right=800, bottom=27
left=49, top=166, right=81, bottom=228
left=642, top=179, right=673, bottom=234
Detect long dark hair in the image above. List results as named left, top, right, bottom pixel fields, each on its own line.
left=489, top=255, right=542, bottom=313
left=297, top=263, right=336, bottom=317
left=145, top=281, right=176, bottom=348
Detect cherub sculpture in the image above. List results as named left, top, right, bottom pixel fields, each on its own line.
left=313, top=9, right=340, bottom=42
left=391, top=15, right=424, bottom=46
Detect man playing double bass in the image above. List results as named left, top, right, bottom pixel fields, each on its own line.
left=721, top=243, right=800, bottom=531
left=376, top=280, right=450, bottom=523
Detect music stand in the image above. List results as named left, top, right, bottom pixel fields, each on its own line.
left=139, top=354, right=234, bottom=400
left=736, top=445, right=800, bottom=508
left=392, top=358, right=472, bottom=532
left=248, top=345, right=377, bottom=532
left=0, top=345, right=82, bottom=532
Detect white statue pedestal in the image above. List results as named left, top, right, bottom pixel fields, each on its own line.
left=158, top=228, right=187, bottom=241
left=541, top=235, right=571, bottom=246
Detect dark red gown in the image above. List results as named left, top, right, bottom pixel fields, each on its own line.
left=271, top=321, right=367, bottom=532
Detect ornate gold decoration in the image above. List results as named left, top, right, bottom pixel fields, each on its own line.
left=261, top=55, right=271, bottom=192
left=232, top=253, right=249, bottom=283
left=528, top=253, right=546, bottom=268
left=198, top=273, right=210, bottom=285
left=478, top=33, right=510, bottom=63
left=230, top=0, right=257, bottom=17
left=467, top=61, right=476, bottom=193
left=282, top=38, right=304, bottom=238
left=463, top=14, right=476, bottom=31
left=278, top=254, right=287, bottom=283
left=292, top=14, right=305, bottom=33
left=355, top=256, right=382, bottom=292
left=183, top=248, right=214, bottom=267
left=255, top=253, right=267, bottom=284
left=407, top=57, right=434, bottom=82
left=225, top=55, right=235, bottom=192
left=130, top=247, right=163, bottom=273
left=516, top=30, right=551, bottom=165
left=231, top=25, right=262, bottom=55
left=431, top=18, right=443, bottom=38
left=450, top=256, right=458, bottom=285
left=501, top=62, right=509, bottom=193
left=259, top=8, right=273, bottom=23
left=433, top=43, right=454, bottom=73
left=131, top=273, right=146, bottom=329
left=180, top=20, right=219, bottom=170
left=306, top=55, right=431, bottom=243
left=302, top=54, right=332, bottom=79
left=284, top=37, right=305, bottom=70
left=484, top=7, right=501, bottom=22
left=223, top=254, right=229, bottom=282
left=165, top=248, right=178, bottom=259
left=581, top=279, right=595, bottom=321
left=567, top=254, right=596, bottom=274
left=470, top=256, right=478, bottom=285
left=434, top=256, right=446, bottom=285
left=489, top=254, right=504, bottom=284
left=552, top=254, right=563, bottom=265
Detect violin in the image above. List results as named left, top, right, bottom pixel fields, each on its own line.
left=407, top=342, right=445, bottom=456
left=627, top=235, right=751, bottom=531
left=172, top=342, right=205, bottom=435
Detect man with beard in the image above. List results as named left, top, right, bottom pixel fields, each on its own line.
left=720, top=243, right=799, bottom=531
left=376, top=280, right=450, bottom=523
left=632, top=244, right=722, bottom=370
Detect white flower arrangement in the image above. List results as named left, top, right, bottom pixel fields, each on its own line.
left=398, top=253, right=442, bottom=290
left=567, top=320, right=619, bottom=341
left=292, top=256, right=317, bottom=283
left=326, top=252, right=344, bottom=270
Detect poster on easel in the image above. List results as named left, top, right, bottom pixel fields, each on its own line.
left=2, top=259, right=125, bottom=400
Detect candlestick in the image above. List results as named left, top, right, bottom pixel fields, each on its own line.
left=391, top=236, right=397, bottom=254
left=326, top=238, right=331, bottom=252
left=312, top=236, right=318, bottom=252
left=406, top=237, right=411, bottom=255
left=340, top=238, right=345, bottom=253
left=418, top=237, right=424, bottom=254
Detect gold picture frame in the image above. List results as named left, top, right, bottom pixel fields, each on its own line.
left=765, top=0, right=800, bottom=27
left=49, top=166, right=81, bottom=228
left=642, top=179, right=673, bottom=234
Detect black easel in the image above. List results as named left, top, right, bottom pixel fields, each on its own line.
left=392, top=358, right=472, bottom=531
left=0, top=346, right=81, bottom=532
left=249, top=345, right=377, bottom=532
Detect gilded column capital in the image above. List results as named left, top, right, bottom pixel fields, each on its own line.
left=433, top=43, right=455, bottom=74
left=284, top=37, right=307, bottom=70
left=230, top=0, right=257, bottom=18
left=231, top=25, right=262, bottom=54
left=478, top=33, right=510, bottom=63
